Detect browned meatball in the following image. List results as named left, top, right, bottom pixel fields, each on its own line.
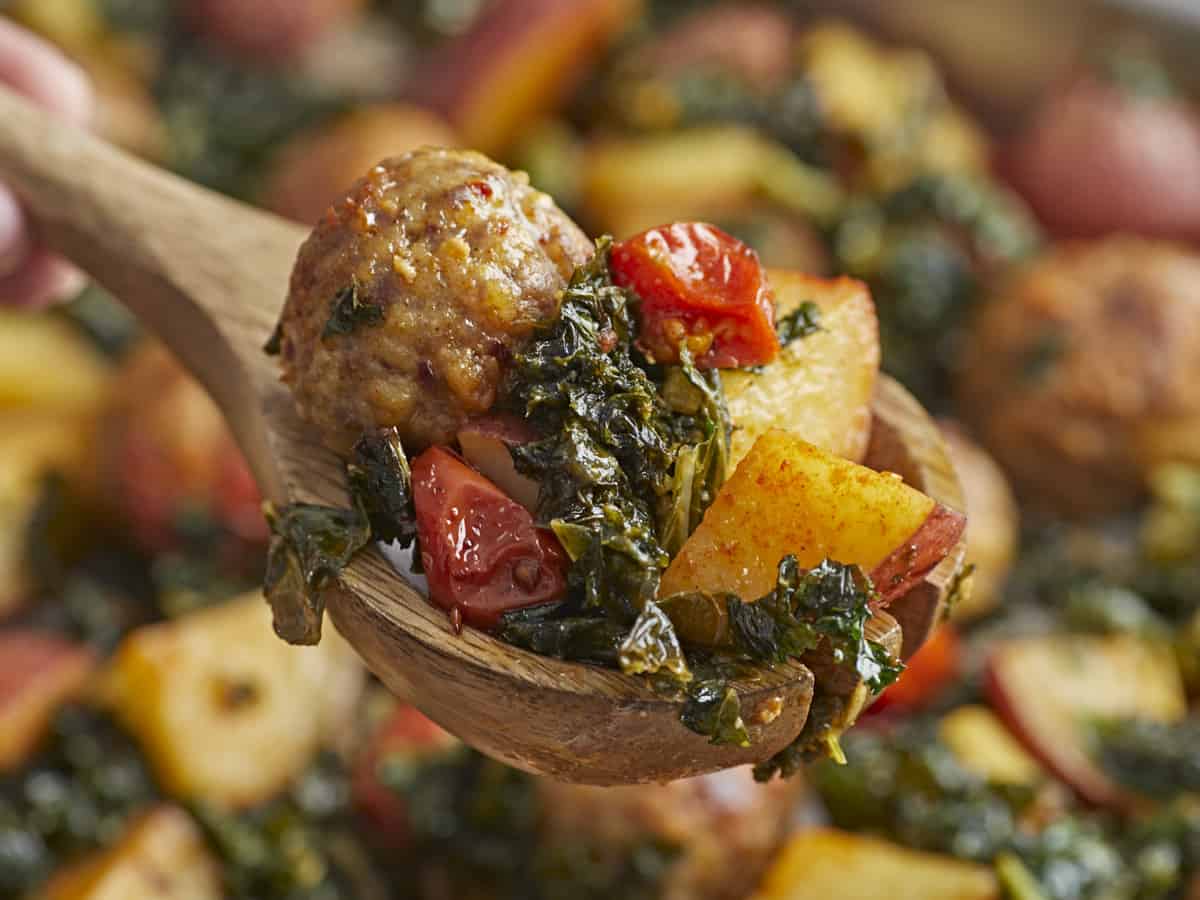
left=939, top=420, right=1019, bottom=621
left=959, top=238, right=1200, bottom=516
left=278, top=148, right=593, bottom=452
left=536, top=766, right=804, bottom=900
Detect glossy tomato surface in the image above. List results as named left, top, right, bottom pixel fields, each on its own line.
left=611, top=222, right=778, bottom=368
left=411, top=447, right=567, bottom=630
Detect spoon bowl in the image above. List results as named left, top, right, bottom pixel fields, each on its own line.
left=0, top=87, right=963, bottom=784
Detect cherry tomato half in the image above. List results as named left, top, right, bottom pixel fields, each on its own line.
left=610, top=222, right=778, bottom=368
left=411, top=446, right=567, bottom=630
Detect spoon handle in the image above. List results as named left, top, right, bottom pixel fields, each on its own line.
left=0, top=86, right=305, bottom=488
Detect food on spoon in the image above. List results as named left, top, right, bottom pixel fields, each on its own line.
left=272, top=146, right=962, bottom=761
left=937, top=421, right=1019, bottom=621
left=275, top=148, right=592, bottom=453
left=722, top=272, right=879, bottom=467
left=985, top=633, right=1186, bottom=810
left=104, top=593, right=364, bottom=809
left=36, top=806, right=222, bottom=900
left=0, top=632, right=95, bottom=771
left=752, top=828, right=998, bottom=900
left=261, top=104, right=460, bottom=226
left=406, top=0, right=639, bottom=155
left=659, top=430, right=964, bottom=603
left=870, top=624, right=960, bottom=715
left=960, top=237, right=1200, bottom=516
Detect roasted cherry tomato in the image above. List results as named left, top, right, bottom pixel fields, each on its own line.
left=610, top=222, right=778, bottom=368
left=351, top=704, right=456, bottom=848
left=871, top=625, right=961, bottom=715
left=411, top=446, right=567, bottom=629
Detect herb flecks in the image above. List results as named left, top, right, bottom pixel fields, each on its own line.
left=262, top=501, right=370, bottom=644
left=776, top=300, right=822, bottom=346
left=322, top=281, right=384, bottom=339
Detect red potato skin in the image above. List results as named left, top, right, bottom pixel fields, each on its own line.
left=869, top=625, right=961, bottom=715
left=0, top=631, right=96, bottom=771
left=184, top=0, right=365, bottom=61
left=351, top=705, right=457, bottom=849
left=407, top=0, right=640, bottom=154
left=1003, top=75, right=1200, bottom=241
left=870, top=504, right=967, bottom=605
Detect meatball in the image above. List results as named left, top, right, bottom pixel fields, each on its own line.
left=939, top=420, right=1019, bottom=621
left=278, top=148, right=593, bottom=452
left=959, top=238, right=1200, bottom=516
left=536, top=766, right=804, bottom=900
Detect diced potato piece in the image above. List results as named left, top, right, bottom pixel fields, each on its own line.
left=660, top=430, right=963, bottom=603
left=986, top=634, right=1186, bottom=809
left=752, top=829, right=998, bottom=900
left=105, top=593, right=364, bottom=808
left=37, top=806, right=221, bottom=900
left=0, top=311, right=110, bottom=413
left=724, top=272, right=879, bottom=468
left=0, top=413, right=97, bottom=616
left=939, top=705, right=1042, bottom=786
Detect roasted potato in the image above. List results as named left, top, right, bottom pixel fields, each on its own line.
left=938, top=421, right=1019, bottom=621
left=752, top=828, right=998, bottom=900
left=36, top=806, right=221, bottom=900
left=724, top=272, right=879, bottom=468
left=104, top=593, right=365, bottom=809
left=660, top=430, right=964, bottom=604
left=960, top=237, right=1200, bottom=516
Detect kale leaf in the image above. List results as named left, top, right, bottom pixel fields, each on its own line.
left=775, top=300, right=822, bottom=346
left=346, top=428, right=418, bottom=548
left=619, top=600, right=691, bottom=680
left=322, top=281, right=384, bottom=340
left=496, top=605, right=629, bottom=667
left=263, top=501, right=370, bottom=644
left=680, top=677, right=750, bottom=747
left=1093, top=717, right=1200, bottom=800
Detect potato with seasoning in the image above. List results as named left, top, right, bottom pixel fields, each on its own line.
left=960, top=237, right=1200, bottom=516
left=276, top=147, right=593, bottom=453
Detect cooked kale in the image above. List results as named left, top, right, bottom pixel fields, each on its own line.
left=378, top=747, right=680, bottom=900
left=193, top=752, right=385, bottom=900
left=323, top=282, right=385, bottom=340
left=1093, top=718, right=1200, bottom=800
left=619, top=601, right=692, bottom=679
left=346, top=429, right=419, bottom=548
left=262, top=502, right=370, bottom=645
left=506, top=238, right=723, bottom=629
left=754, top=689, right=853, bottom=781
left=0, top=706, right=159, bottom=897
left=680, top=677, right=750, bottom=747
left=496, top=605, right=629, bottom=667
left=775, top=301, right=822, bottom=346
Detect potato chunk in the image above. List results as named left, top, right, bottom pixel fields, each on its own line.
left=660, top=430, right=962, bottom=603
left=105, top=593, right=364, bottom=808
left=37, top=806, right=221, bottom=900
left=723, top=272, right=879, bottom=467
left=752, top=829, right=997, bottom=900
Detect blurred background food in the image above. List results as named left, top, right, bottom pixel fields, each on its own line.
left=1, top=1, right=1199, bottom=898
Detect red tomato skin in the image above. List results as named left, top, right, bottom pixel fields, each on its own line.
left=610, top=222, right=778, bottom=369
left=870, top=625, right=961, bottom=715
left=411, top=447, right=567, bottom=630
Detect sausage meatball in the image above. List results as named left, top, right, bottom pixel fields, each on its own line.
left=939, top=420, right=1019, bottom=621
left=277, top=148, right=593, bottom=452
left=959, top=238, right=1200, bottom=516
left=535, top=766, right=803, bottom=900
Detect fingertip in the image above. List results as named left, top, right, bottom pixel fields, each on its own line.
left=0, top=18, right=94, bottom=125
left=0, top=247, right=86, bottom=310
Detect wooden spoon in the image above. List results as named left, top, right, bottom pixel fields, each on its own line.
left=0, top=88, right=964, bottom=784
